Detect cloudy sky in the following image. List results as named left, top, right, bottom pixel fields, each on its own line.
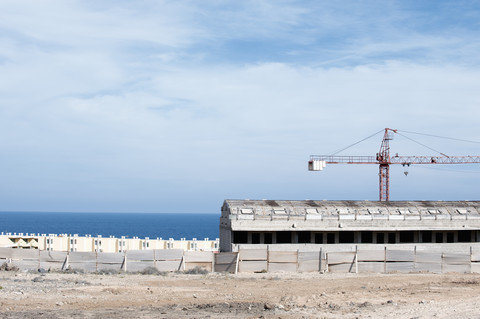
left=0, top=1, right=479, bottom=213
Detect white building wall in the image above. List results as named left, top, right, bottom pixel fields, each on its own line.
left=0, top=233, right=219, bottom=253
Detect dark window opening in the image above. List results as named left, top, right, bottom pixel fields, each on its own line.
left=233, top=231, right=248, bottom=244
left=314, top=233, right=324, bottom=244
left=339, top=231, right=354, bottom=243
left=435, top=232, right=443, bottom=243
left=327, top=233, right=335, bottom=244
left=361, top=231, right=373, bottom=243
left=251, top=233, right=260, bottom=244
left=298, top=231, right=311, bottom=244
left=277, top=231, right=292, bottom=244
left=388, top=233, right=396, bottom=244
left=421, top=231, right=432, bottom=243
left=264, top=233, right=273, bottom=244
left=376, top=233, right=385, bottom=244
left=458, top=230, right=471, bottom=243
left=447, top=232, right=454, bottom=243
left=400, top=231, right=414, bottom=243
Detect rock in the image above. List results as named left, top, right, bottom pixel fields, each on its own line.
left=263, top=303, right=273, bottom=310
left=32, top=277, right=44, bottom=283
left=38, top=268, right=47, bottom=273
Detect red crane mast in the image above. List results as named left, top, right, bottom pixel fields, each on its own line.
left=309, top=128, right=480, bottom=201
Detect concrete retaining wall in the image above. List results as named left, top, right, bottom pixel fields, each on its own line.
left=3, top=245, right=480, bottom=274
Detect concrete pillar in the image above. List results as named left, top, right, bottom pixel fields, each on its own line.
left=356, top=232, right=362, bottom=244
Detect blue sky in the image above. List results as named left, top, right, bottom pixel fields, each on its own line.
left=0, top=1, right=479, bottom=213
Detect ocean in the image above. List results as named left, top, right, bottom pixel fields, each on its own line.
left=0, top=212, right=220, bottom=240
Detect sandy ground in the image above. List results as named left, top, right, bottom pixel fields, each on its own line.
left=1, top=270, right=480, bottom=318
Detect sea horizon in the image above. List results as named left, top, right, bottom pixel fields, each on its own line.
left=0, top=211, right=219, bottom=240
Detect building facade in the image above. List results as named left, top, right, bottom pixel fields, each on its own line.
left=0, top=233, right=219, bottom=252
left=220, top=199, right=480, bottom=252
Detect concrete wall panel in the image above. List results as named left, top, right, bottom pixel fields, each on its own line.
left=239, top=260, right=267, bottom=272
left=386, top=262, right=414, bottom=273
left=415, top=251, right=442, bottom=263
left=357, top=250, right=385, bottom=262
left=269, top=251, right=297, bottom=263
left=154, top=249, right=183, bottom=261
left=185, top=262, right=212, bottom=272
left=327, top=252, right=355, bottom=265
left=443, top=253, right=470, bottom=265
left=239, top=249, right=267, bottom=261
left=184, top=251, right=213, bottom=263
left=386, top=250, right=415, bottom=262
left=357, top=262, right=384, bottom=273
left=328, top=263, right=355, bottom=273
left=268, top=262, right=297, bottom=272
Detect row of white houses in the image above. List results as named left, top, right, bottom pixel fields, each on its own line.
left=0, top=233, right=219, bottom=252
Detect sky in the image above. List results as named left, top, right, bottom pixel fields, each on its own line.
left=0, top=0, right=479, bottom=213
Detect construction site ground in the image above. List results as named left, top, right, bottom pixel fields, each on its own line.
left=1, top=270, right=480, bottom=318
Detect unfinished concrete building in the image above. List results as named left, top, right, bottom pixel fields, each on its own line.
left=220, top=200, right=480, bottom=252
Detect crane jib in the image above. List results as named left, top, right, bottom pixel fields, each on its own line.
left=309, top=156, right=480, bottom=165
left=308, top=128, right=479, bottom=201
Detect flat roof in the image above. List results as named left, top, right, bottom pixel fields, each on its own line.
left=222, top=200, right=480, bottom=217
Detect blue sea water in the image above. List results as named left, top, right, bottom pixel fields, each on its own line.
left=0, top=212, right=219, bottom=240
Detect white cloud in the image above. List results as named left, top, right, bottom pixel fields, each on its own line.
left=0, top=1, right=479, bottom=212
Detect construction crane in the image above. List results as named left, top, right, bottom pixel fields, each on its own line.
left=308, top=128, right=480, bottom=201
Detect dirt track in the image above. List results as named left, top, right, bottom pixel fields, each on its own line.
left=1, top=270, right=480, bottom=318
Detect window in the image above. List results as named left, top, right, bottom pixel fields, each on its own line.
left=233, top=231, right=248, bottom=244
left=297, top=231, right=311, bottom=244
left=435, top=232, right=443, bottom=243
left=458, top=230, right=471, bottom=242
left=388, top=233, right=396, bottom=244
left=400, top=231, right=414, bottom=243
left=251, top=233, right=260, bottom=244
left=421, top=231, right=432, bottom=243
left=447, top=232, right=454, bottom=243
left=339, top=231, right=354, bottom=243
left=361, top=231, right=373, bottom=243
left=276, top=231, right=292, bottom=244
left=314, top=233, right=324, bottom=244
left=264, top=233, right=273, bottom=244
left=326, top=233, right=335, bottom=244
left=376, top=233, right=385, bottom=244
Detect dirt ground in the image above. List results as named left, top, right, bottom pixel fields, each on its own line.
left=1, top=270, right=480, bottom=318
